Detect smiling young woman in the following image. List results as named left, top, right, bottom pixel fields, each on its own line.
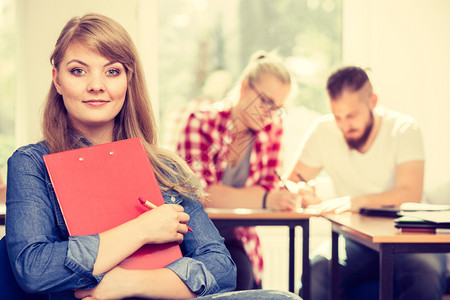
left=4, top=13, right=238, bottom=300
left=52, top=42, right=128, bottom=145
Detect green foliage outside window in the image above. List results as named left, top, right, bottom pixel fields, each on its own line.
left=0, top=0, right=16, bottom=175
left=158, top=0, right=341, bottom=128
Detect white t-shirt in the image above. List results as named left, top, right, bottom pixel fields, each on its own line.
left=298, top=107, right=424, bottom=198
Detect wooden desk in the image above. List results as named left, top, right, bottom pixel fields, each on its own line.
left=207, top=208, right=316, bottom=299
left=325, top=213, right=450, bottom=300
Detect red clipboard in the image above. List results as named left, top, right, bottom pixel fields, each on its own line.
left=43, top=137, right=182, bottom=269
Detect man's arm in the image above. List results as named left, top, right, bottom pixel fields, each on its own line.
left=350, top=160, right=424, bottom=210
left=288, top=160, right=322, bottom=182
left=288, top=160, right=424, bottom=212
left=318, top=160, right=425, bottom=213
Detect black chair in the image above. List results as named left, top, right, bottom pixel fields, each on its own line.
left=0, top=236, right=43, bottom=300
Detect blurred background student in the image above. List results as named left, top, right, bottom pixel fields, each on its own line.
left=177, top=50, right=300, bottom=290
left=290, top=66, right=447, bottom=300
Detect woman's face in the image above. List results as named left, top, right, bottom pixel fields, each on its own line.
left=52, top=42, right=128, bottom=135
left=237, top=72, right=290, bottom=132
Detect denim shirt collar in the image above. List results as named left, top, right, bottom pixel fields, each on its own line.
left=68, top=131, right=93, bottom=148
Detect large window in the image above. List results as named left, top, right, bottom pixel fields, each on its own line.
left=0, top=0, right=16, bottom=175
left=158, top=0, right=342, bottom=150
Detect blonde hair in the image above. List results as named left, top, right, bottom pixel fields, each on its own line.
left=240, top=50, right=291, bottom=88
left=43, top=13, right=204, bottom=200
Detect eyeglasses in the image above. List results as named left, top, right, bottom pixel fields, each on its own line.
left=251, top=87, right=285, bottom=116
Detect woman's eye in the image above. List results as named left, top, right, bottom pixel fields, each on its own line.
left=70, top=68, right=86, bottom=76
left=106, top=69, right=120, bottom=76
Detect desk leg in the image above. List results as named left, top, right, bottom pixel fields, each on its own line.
left=330, top=230, right=339, bottom=300
left=379, top=245, right=394, bottom=300
left=302, top=221, right=311, bottom=300
left=289, top=226, right=295, bottom=293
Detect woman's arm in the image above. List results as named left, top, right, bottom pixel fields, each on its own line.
left=164, top=196, right=237, bottom=296
left=6, top=147, right=191, bottom=294
left=93, top=204, right=190, bottom=275
left=6, top=148, right=103, bottom=293
left=74, top=267, right=196, bottom=299
left=206, top=183, right=297, bottom=211
left=76, top=194, right=236, bottom=299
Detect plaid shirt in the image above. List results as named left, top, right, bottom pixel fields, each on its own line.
left=176, top=103, right=283, bottom=284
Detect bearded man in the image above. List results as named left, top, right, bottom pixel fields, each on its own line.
left=290, top=66, right=447, bottom=300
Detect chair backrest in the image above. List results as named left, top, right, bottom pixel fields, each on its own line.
left=0, top=236, right=44, bottom=300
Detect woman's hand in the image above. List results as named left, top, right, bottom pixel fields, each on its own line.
left=266, top=190, right=299, bottom=211
left=137, top=204, right=190, bottom=245
left=299, top=187, right=322, bottom=207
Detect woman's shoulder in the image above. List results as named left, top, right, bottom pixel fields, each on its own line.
left=10, top=141, right=50, bottom=161
left=11, top=141, right=50, bottom=159
left=8, top=141, right=50, bottom=174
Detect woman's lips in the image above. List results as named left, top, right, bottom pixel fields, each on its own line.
left=82, top=100, right=110, bottom=107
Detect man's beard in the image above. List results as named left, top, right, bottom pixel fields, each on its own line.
left=346, top=112, right=374, bottom=150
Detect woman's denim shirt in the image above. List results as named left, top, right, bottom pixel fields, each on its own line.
left=6, top=141, right=236, bottom=299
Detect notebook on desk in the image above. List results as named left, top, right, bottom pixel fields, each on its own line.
left=43, top=137, right=182, bottom=270
left=395, top=215, right=450, bottom=233
left=360, top=202, right=450, bottom=218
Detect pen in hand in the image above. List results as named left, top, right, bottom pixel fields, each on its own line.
left=295, top=172, right=316, bottom=192
left=275, top=171, right=299, bottom=194
left=138, top=197, right=193, bottom=232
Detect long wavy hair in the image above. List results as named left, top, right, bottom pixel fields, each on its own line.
left=42, top=13, right=204, bottom=200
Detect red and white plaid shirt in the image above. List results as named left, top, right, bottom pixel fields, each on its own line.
left=176, top=103, right=283, bottom=284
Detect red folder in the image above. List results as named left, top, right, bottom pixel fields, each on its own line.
left=43, top=137, right=182, bottom=269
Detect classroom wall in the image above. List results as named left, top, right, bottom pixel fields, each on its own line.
left=16, top=0, right=450, bottom=193
left=343, top=0, right=450, bottom=193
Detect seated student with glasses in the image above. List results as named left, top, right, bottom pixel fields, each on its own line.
left=176, top=51, right=299, bottom=291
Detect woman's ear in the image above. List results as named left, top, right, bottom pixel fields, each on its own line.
left=52, top=68, right=63, bottom=95
left=370, top=93, right=378, bottom=109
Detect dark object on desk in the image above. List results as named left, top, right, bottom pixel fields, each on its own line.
left=359, top=206, right=401, bottom=218
left=394, top=216, right=450, bottom=232
left=360, top=202, right=450, bottom=218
